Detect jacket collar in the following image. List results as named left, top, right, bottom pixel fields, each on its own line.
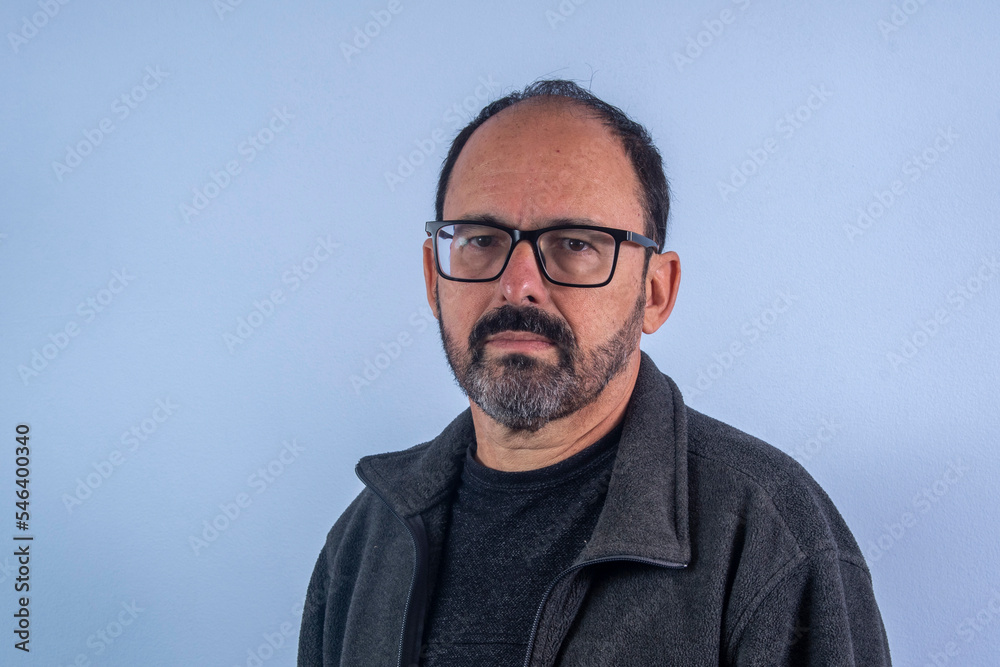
left=356, top=351, right=690, bottom=566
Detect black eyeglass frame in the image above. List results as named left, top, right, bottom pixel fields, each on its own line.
left=425, top=220, right=659, bottom=288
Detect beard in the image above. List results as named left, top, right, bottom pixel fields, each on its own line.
left=437, top=289, right=646, bottom=432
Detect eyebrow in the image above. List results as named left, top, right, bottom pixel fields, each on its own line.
left=457, top=213, right=603, bottom=228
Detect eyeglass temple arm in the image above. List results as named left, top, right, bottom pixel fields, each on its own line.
left=625, top=231, right=660, bottom=250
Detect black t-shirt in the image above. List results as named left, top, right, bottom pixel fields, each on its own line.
left=420, top=423, right=622, bottom=666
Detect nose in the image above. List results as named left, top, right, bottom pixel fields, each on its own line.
left=498, top=240, right=548, bottom=305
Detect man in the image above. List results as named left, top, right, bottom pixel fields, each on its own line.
left=299, top=80, right=891, bottom=666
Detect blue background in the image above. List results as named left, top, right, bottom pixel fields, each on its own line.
left=2, top=1, right=998, bottom=665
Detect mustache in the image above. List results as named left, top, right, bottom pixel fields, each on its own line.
left=468, top=306, right=575, bottom=353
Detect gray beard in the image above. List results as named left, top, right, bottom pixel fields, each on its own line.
left=438, top=290, right=645, bottom=432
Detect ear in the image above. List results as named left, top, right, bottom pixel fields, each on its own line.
left=423, top=238, right=440, bottom=319
left=642, top=250, right=680, bottom=334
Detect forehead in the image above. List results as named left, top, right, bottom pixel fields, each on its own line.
left=443, top=99, right=645, bottom=231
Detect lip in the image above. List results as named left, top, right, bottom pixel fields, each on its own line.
left=485, top=332, right=555, bottom=352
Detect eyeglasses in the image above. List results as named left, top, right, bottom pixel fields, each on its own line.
left=425, top=220, right=658, bottom=288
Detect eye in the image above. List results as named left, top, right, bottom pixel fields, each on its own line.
left=551, top=235, right=594, bottom=253
left=469, top=235, right=497, bottom=248
left=456, top=234, right=500, bottom=249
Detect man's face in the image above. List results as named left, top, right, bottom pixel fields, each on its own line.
left=425, top=100, right=653, bottom=432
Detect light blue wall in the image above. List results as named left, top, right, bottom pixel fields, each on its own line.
left=2, top=1, right=998, bottom=665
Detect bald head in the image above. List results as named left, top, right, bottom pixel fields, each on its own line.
left=434, top=80, right=670, bottom=251
left=443, top=98, right=646, bottom=233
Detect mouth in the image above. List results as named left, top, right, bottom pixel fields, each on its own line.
left=484, top=331, right=555, bottom=353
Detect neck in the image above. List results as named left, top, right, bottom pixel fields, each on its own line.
left=469, top=353, right=640, bottom=472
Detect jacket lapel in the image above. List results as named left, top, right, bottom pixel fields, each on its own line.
left=575, top=351, right=690, bottom=566
left=526, top=352, right=691, bottom=666
left=356, top=407, right=474, bottom=518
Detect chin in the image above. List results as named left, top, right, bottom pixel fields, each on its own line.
left=495, top=352, right=541, bottom=371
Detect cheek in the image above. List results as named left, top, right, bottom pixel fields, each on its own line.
left=438, top=284, right=494, bottom=336
left=554, top=295, right=604, bottom=342
left=558, top=288, right=638, bottom=345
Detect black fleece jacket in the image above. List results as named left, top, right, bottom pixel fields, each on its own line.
left=298, top=352, right=891, bottom=666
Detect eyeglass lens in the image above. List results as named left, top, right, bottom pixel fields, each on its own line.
left=434, top=223, right=617, bottom=285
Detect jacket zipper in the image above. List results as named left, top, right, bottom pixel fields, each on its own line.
left=356, top=467, right=427, bottom=667
left=521, top=555, right=687, bottom=667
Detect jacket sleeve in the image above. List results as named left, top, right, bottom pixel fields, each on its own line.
left=298, top=538, right=332, bottom=667
left=728, top=549, right=892, bottom=666
left=298, top=489, right=371, bottom=667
